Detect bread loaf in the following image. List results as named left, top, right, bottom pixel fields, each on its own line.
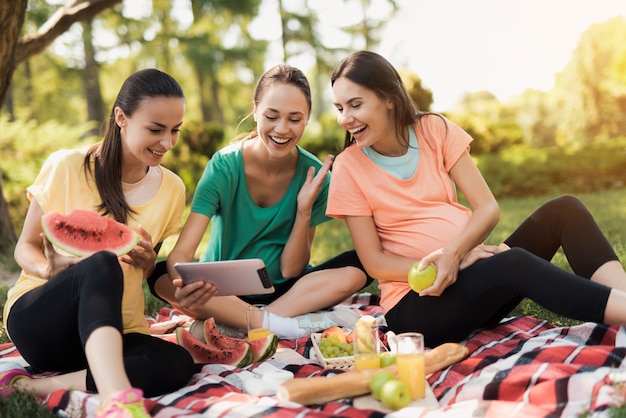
left=276, top=342, right=468, bottom=405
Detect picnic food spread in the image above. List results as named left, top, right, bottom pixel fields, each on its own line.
left=277, top=341, right=469, bottom=405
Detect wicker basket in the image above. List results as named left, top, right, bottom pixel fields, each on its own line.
left=310, top=333, right=355, bottom=370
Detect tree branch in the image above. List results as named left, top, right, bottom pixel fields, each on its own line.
left=14, top=0, right=122, bottom=65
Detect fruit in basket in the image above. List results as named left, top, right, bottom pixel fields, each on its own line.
left=369, top=370, right=395, bottom=401
left=321, top=326, right=347, bottom=344
left=380, top=379, right=411, bottom=410
left=408, top=262, right=437, bottom=292
left=318, top=333, right=354, bottom=358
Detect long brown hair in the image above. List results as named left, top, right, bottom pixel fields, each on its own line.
left=83, top=68, right=184, bottom=223
left=331, top=50, right=420, bottom=150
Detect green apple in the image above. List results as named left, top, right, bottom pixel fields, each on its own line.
left=408, top=262, right=437, bottom=292
left=380, top=379, right=411, bottom=410
left=379, top=352, right=397, bottom=367
left=368, top=370, right=394, bottom=401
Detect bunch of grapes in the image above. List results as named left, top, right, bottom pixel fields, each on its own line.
left=318, top=335, right=354, bottom=358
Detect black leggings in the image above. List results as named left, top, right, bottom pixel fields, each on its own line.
left=386, top=195, right=619, bottom=348
left=7, top=251, right=194, bottom=397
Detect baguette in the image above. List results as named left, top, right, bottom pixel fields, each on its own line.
left=276, top=342, right=468, bottom=405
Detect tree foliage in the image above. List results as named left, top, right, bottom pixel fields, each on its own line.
left=553, top=16, right=626, bottom=146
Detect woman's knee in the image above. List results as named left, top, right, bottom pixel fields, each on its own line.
left=495, top=247, right=538, bottom=269
left=342, top=267, right=368, bottom=292
left=83, top=251, right=124, bottom=290
left=545, top=195, right=585, bottom=213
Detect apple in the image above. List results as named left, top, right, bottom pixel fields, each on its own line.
left=380, top=379, right=411, bottom=410
left=379, top=352, right=397, bottom=367
left=408, top=262, right=437, bottom=293
left=321, top=326, right=346, bottom=344
left=368, top=370, right=394, bottom=401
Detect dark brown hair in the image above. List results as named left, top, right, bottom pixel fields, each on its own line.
left=83, top=68, right=184, bottom=223
left=331, top=50, right=420, bottom=149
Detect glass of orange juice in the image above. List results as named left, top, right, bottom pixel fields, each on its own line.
left=246, top=304, right=270, bottom=341
left=353, top=325, right=381, bottom=370
left=395, top=332, right=425, bottom=399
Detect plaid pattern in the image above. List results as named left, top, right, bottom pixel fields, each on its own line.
left=1, top=295, right=624, bottom=417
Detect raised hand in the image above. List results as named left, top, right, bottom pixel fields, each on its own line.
left=297, top=154, right=334, bottom=215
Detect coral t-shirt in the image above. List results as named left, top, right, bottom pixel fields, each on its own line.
left=326, top=115, right=473, bottom=314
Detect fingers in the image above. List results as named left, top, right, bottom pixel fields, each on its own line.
left=136, top=225, right=152, bottom=242
left=174, top=281, right=218, bottom=310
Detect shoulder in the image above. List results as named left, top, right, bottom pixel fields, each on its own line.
left=46, top=146, right=89, bottom=166
left=38, top=146, right=91, bottom=178
left=333, top=143, right=362, bottom=166
left=210, top=141, right=243, bottom=167
left=415, top=113, right=467, bottom=137
left=415, top=113, right=471, bottom=148
left=159, top=165, right=185, bottom=190
left=296, top=146, right=323, bottom=168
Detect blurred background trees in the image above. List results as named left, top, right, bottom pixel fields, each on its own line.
left=1, top=0, right=626, bottom=270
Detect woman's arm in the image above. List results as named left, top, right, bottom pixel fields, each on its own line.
left=419, top=151, right=500, bottom=296
left=345, top=215, right=416, bottom=282
left=163, top=211, right=217, bottom=317
left=14, top=198, right=80, bottom=280
left=280, top=154, right=334, bottom=278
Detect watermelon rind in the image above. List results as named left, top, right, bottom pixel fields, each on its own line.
left=248, top=333, right=279, bottom=362
left=41, top=209, right=140, bottom=257
left=176, top=328, right=254, bottom=367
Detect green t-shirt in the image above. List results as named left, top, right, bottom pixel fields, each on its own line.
left=190, top=140, right=331, bottom=293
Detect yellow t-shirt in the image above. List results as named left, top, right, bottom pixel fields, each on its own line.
left=326, top=115, right=473, bottom=314
left=4, top=147, right=186, bottom=335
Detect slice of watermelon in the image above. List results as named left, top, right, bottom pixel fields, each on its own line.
left=248, top=333, right=279, bottom=362
left=203, top=318, right=246, bottom=349
left=41, top=209, right=140, bottom=257
left=203, top=317, right=278, bottom=363
left=176, top=328, right=253, bottom=367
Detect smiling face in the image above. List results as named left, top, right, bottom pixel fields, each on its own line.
left=116, top=96, right=185, bottom=174
left=332, top=77, right=401, bottom=156
left=252, top=82, right=309, bottom=158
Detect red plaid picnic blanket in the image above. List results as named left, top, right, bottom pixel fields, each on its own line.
left=2, top=294, right=625, bottom=417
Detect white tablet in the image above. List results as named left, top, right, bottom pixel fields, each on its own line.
left=174, top=259, right=275, bottom=296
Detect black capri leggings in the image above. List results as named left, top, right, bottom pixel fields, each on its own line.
left=386, top=195, right=619, bottom=348
left=7, top=251, right=194, bottom=397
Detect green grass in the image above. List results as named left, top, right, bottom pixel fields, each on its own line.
left=0, top=189, right=624, bottom=416
left=0, top=391, right=58, bottom=418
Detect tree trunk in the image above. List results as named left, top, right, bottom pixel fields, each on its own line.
left=0, top=178, right=18, bottom=265
left=82, top=18, right=105, bottom=138
left=0, top=0, right=121, bottom=268
left=0, top=0, right=27, bottom=256
left=0, top=0, right=27, bottom=110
